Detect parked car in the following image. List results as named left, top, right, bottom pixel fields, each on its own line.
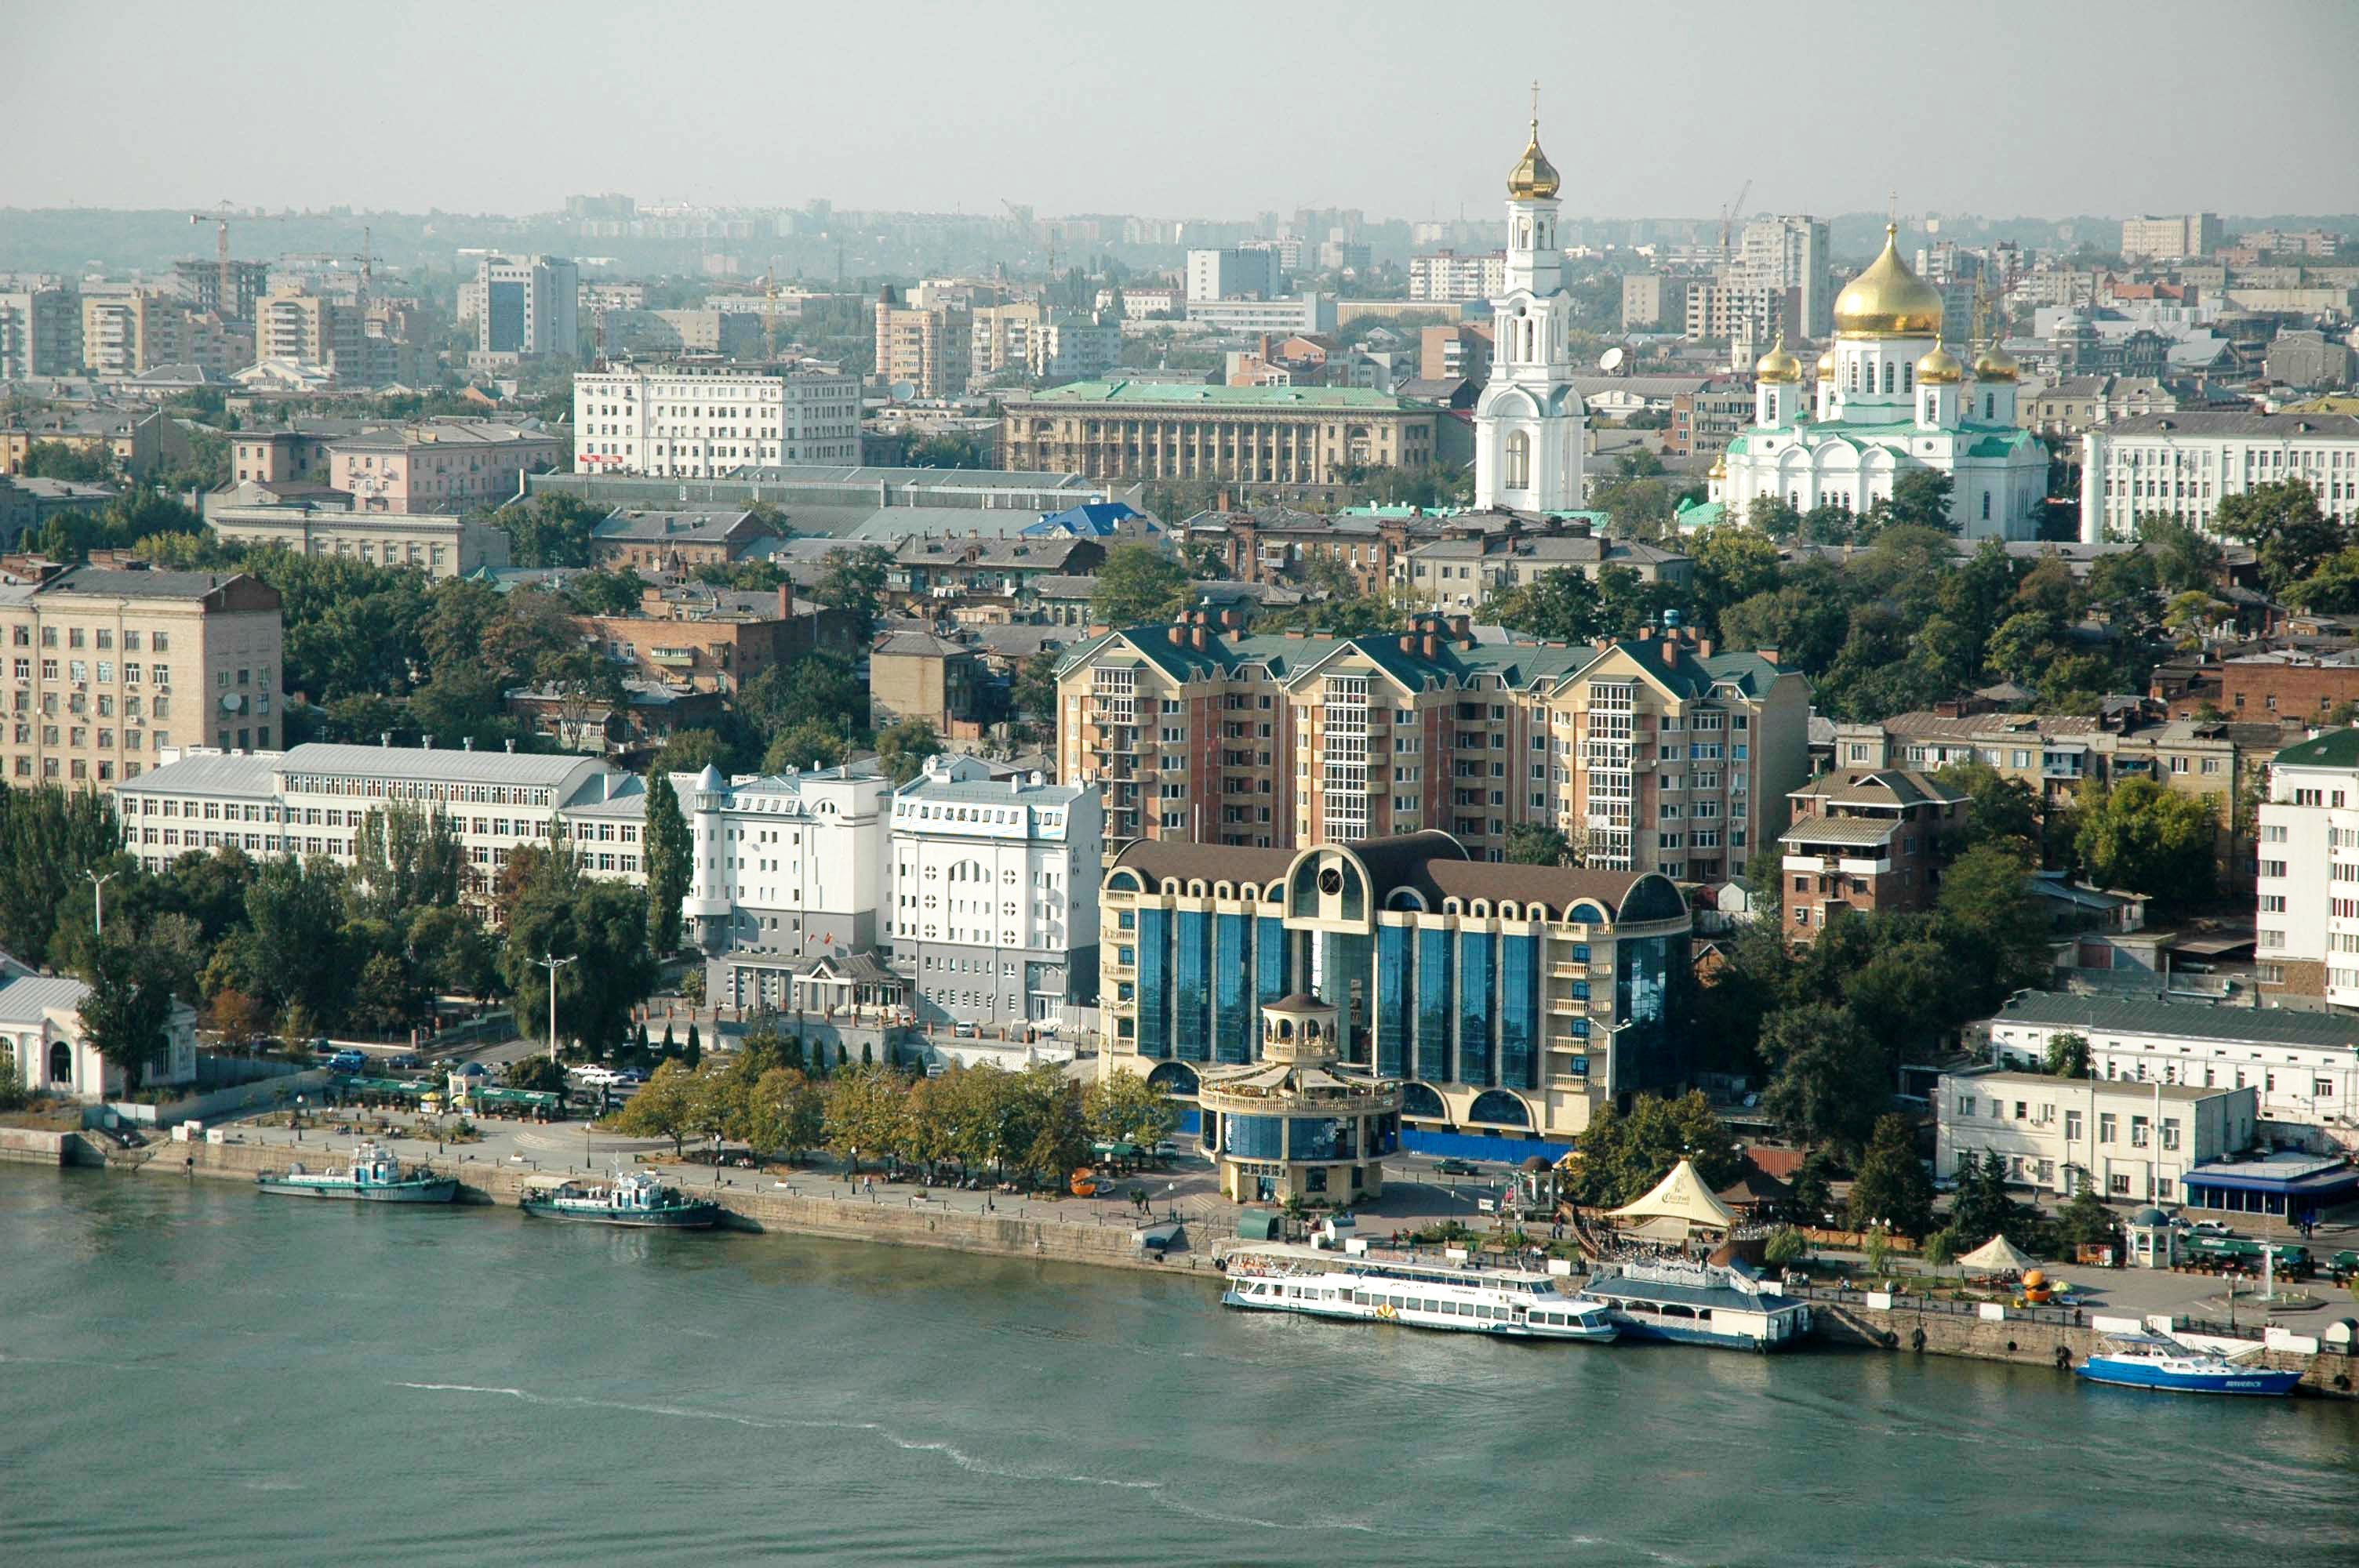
left=387, top=1053, right=422, bottom=1071
left=326, top=1050, right=367, bottom=1073
left=571, top=1065, right=621, bottom=1087
left=610, top=1069, right=647, bottom=1085
left=308, top=1040, right=340, bottom=1061
left=1433, top=1158, right=1485, bottom=1177
left=952, top=1022, right=979, bottom=1039
left=2175, top=1218, right=2236, bottom=1239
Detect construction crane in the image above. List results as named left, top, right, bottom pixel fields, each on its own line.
left=1717, top=179, right=1753, bottom=253
left=186, top=202, right=288, bottom=316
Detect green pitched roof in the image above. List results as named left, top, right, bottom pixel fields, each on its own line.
left=1996, top=992, right=2359, bottom=1051
left=2272, top=727, right=2359, bottom=769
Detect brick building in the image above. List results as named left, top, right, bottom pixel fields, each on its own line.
left=589, top=507, right=778, bottom=572
left=1778, top=767, right=1966, bottom=938
left=576, top=584, right=861, bottom=695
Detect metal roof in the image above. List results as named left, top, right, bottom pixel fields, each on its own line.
left=0, top=972, right=91, bottom=1025
left=276, top=743, right=602, bottom=788
left=114, top=750, right=279, bottom=800
left=1992, top=992, right=2359, bottom=1051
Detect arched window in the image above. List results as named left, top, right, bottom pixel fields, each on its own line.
left=1467, top=1089, right=1532, bottom=1127
left=1504, top=432, right=1531, bottom=490
left=1903, top=363, right=1914, bottom=394
left=1400, top=1081, right=1448, bottom=1120
left=1847, top=358, right=1859, bottom=393
left=48, top=1040, right=71, bottom=1083
left=1981, top=491, right=1991, bottom=521
left=1145, top=1062, right=1200, bottom=1098
left=1983, top=393, right=1996, bottom=420
left=1881, top=361, right=1895, bottom=394
left=1925, top=396, right=1936, bottom=423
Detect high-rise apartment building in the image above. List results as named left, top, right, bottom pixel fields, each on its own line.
left=2254, top=728, right=2359, bottom=1008
left=872, top=285, right=968, bottom=398
left=1054, top=612, right=1808, bottom=883
left=0, top=287, right=82, bottom=379
left=172, top=259, right=271, bottom=322
left=255, top=288, right=359, bottom=374
left=463, top=254, right=580, bottom=362
left=573, top=363, right=862, bottom=475
left=1733, top=216, right=1832, bottom=338
left=1186, top=248, right=1281, bottom=303
left=0, top=568, right=284, bottom=790
left=2121, top=214, right=2223, bottom=263
left=1408, top=251, right=1507, bottom=303
left=79, top=290, right=183, bottom=377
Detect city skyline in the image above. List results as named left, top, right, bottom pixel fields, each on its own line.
left=15, top=0, right=2359, bottom=222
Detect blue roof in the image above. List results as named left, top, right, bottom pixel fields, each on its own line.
left=1023, top=500, right=1150, bottom=538
left=2182, top=1155, right=2359, bottom=1196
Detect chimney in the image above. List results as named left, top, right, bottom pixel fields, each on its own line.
left=504, top=739, right=515, bottom=752
left=1636, top=626, right=1655, bottom=642
left=1449, top=615, right=1470, bottom=640
left=380, top=731, right=391, bottom=747
left=1422, top=632, right=1439, bottom=659
left=422, top=734, right=434, bottom=750
left=1219, top=608, right=1241, bottom=630
left=463, top=736, right=474, bottom=750
left=778, top=584, right=792, bottom=619
left=1757, top=647, right=1779, bottom=666
left=1169, top=623, right=1187, bottom=647
left=1399, top=634, right=1416, bottom=655
left=1697, top=638, right=1714, bottom=659
left=1191, top=625, right=1209, bottom=651
left=1662, top=640, right=1680, bottom=667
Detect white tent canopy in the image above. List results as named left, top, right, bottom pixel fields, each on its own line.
left=1957, top=1233, right=2038, bottom=1272
left=1607, top=1159, right=1736, bottom=1231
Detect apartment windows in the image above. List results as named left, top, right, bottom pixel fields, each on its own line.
left=2063, top=1109, right=2083, bottom=1142
left=2099, top=1112, right=2117, bottom=1144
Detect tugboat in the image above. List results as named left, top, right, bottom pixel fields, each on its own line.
left=254, top=1139, right=458, bottom=1203
left=520, top=1167, right=721, bottom=1229
left=2074, top=1331, right=2304, bottom=1397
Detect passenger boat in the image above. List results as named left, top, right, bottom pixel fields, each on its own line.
left=1221, top=1242, right=1617, bottom=1341
left=2074, top=1332, right=2303, bottom=1397
left=520, top=1168, right=721, bottom=1229
left=1579, top=1257, right=1813, bottom=1351
left=254, top=1139, right=458, bottom=1203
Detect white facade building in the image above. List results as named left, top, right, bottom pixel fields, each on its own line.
left=1985, top=993, right=2359, bottom=1153
left=1187, top=248, right=1281, bottom=303
left=1472, top=114, right=1587, bottom=513
left=883, top=754, right=1103, bottom=1029
left=1408, top=251, right=1507, bottom=303
left=2254, top=726, right=2359, bottom=1012
left=678, top=762, right=888, bottom=956
left=1733, top=216, right=1833, bottom=338
left=463, top=254, right=579, bottom=362
left=2078, top=411, right=2359, bottom=543
left=1708, top=224, right=2048, bottom=539
left=574, top=363, right=863, bottom=475
left=1936, top=1066, right=2255, bottom=1202
left=1183, top=295, right=1336, bottom=335
left=0, top=966, right=198, bottom=1105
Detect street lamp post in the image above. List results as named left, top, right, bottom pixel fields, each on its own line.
left=85, top=869, right=115, bottom=937
left=536, top=953, right=577, bottom=1064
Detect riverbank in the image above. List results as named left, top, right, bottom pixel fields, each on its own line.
left=133, top=1133, right=2359, bottom=1397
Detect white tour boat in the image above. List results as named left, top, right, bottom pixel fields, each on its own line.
left=1222, top=1241, right=1617, bottom=1341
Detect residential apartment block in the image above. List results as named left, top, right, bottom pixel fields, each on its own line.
left=255, top=288, right=359, bottom=374
left=575, top=583, right=862, bottom=695
left=1408, top=251, right=1507, bottom=303
left=1778, top=767, right=1965, bottom=938
left=205, top=492, right=511, bottom=578
left=1400, top=524, right=1692, bottom=611
left=463, top=253, right=580, bottom=362
left=79, top=289, right=184, bottom=377
left=0, top=568, right=283, bottom=789
left=883, top=755, right=1102, bottom=1029
left=1055, top=613, right=1808, bottom=883
left=1936, top=1065, right=2252, bottom=1203
left=1985, top=992, right=2359, bottom=1152
left=327, top=420, right=565, bottom=513
left=1096, top=833, right=1692, bottom=1142
left=2079, top=411, right=2359, bottom=543
left=2119, top=213, right=2223, bottom=263
left=2254, top=727, right=2359, bottom=1008
left=872, top=285, right=968, bottom=399
left=572, top=362, right=862, bottom=475
left=998, top=381, right=1438, bottom=487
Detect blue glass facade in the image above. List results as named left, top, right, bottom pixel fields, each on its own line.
left=1226, top=1113, right=1285, bottom=1160
left=1375, top=925, right=1411, bottom=1078
left=1255, top=916, right=1288, bottom=1060
left=1457, top=932, right=1493, bottom=1087
left=1499, top=934, right=1539, bottom=1091
left=1213, top=915, right=1250, bottom=1065
left=1414, top=927, right=1452, bottom=1083
left=1136, top=909, right=1170, bottom=1059
left=1174, top=912, right=1210, bottom=1062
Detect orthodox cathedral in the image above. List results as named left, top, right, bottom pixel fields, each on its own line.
left=1706, top=225, right=2048, bottom=539
left=1471, top=107, right=1587, bottom=513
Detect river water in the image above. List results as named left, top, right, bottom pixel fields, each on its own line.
left=2, top=1168, right=2353, bottom=1566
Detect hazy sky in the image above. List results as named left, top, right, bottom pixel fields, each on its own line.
left=15, top=0, right=2359, bottom=221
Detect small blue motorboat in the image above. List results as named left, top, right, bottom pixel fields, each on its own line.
left=2074, top=1332, right=2303, bottom=1397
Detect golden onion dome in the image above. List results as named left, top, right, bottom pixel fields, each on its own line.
left=1973, top=340, right=2021, bottom=382
left=1815, top=348, right=1835, bottom=377
left=1916, top=338, right=1965, bottom=384
left=1833, top=223, right=1944, bottom=339
left=1507, top=118, right=1561, bottom=200
left=1707, top=455, right=1728, bottom=481
left=1754, top=334, right=1802, bottom=383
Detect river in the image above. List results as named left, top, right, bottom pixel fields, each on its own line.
left=2, top=1168, right=2353, bottom=1566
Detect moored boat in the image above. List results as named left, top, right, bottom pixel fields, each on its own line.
left=255, top=1139, right=457, bottom=1203
left=1221, top=1242, right=1617, bottom=1341
left=2074, top=1332, right=2303, bottom=1397
left=520, top=1168, right=721, bottom=1228
left=1579, top=1257, right=1813, bottom=1351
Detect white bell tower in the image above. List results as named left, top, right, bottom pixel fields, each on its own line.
left=1474, top=87, right=1587, bottom=514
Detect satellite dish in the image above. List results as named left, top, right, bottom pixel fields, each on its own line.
left=889, top=381, right=918, bottom=403
left=1598, top=347, right=1626, bottom=372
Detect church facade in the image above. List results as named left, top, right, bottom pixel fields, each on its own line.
left=1707, top=225, right=2048, bottom=539
left=1472, top=112, right=1587, bottom=513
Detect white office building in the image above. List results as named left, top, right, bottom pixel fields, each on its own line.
left=2254, top=726, right=2359, bottom=1012
left=1936, top=1065, right=2255, bottom=1202
left=463, top=254, right=579, bottom=363
left=1186, top=248, right=1281, bottom=303
left=883, top=754, right=1103, bottom=1029
left=2078, top=411, right=2359, bottom=543
left=114, top=742, right=646, bottom=886
left=573, top=363, right=863, bottom=475
left=1985, top=993, right=2359, bottom=1152
left=678, top=762, right=889, bottom=957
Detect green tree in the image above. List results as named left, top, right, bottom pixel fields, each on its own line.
left=813, top=546, right=892, bottom=639
left=683, top=1022, right=702, bottom=1068
left=408, top=905, right=497, bottom=1000
left=823, top=1062, right=911, bottom=1169
left=2215, top=479, right=2339, bottom=593
left=740, top=1065, right=825, bottom=1165
left=350, top=801, right=465, bottom=919
left=649, top=728, right=749, bottom=780
left=565, top=568, right=651, bottom=616
left=75, top=935, right=176, bottom=1095
left=1762, top=1227, right=1808, bottom=1268
left=2073, top=776, right=2219, bottom=909
left=1717, top=579, right=1851, bottom=675
left=495, top=493, right=606, bottom=568
left=1483, top=568, right=1602, bottom=643
left=1082, top=1072, right=1180, bottom=1148
left=1688, top=527, right=1784, bottom=636
left=2052, top=1173, right=2119, bottom=1252
left=760, top=718, right=852, bottom=773
left=1758, top=1003, right=1888, bottom=1159
left=643, top=772, right=691, bottom=956
left=499, top=848, right=659, bottom=1057
left=609, top=1059, right=697, bottom=1154
left=506, top=1055, right=568, bottom=1094
left=1932, top=760, right=2041, bottom=853
left=2044, top=1031, right=2091, bottom=1079
left=1932, top=842, right=2058, bottom=1012
left=0, top=783, right=122, bottom=966
left=1567, top=1091, right=1742, bottom=1207
left=1089, top=543, right=1190, bottom=626
left=241, top=855, right=350, bottom=1028
left=1846, top=1113, right=1935, bottom=1236
left=875, top=718, right=943, bottom=786
left=1503, top=824, right=1578, bottom=866
left=1887, top=470, right=1956, bottom=532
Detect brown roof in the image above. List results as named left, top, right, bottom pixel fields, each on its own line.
left=1111, top=839, right=1296, bottom=885
left=1418, top=860, right=1645, bottom=911
left=1792, top=766, right=1963, bottom=810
